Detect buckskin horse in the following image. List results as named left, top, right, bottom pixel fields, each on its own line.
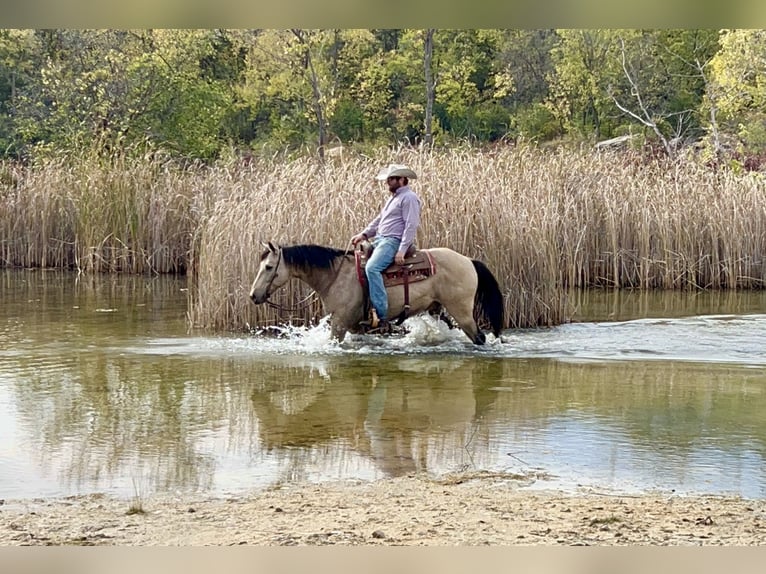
left=249, top=242, right=504, bottom=345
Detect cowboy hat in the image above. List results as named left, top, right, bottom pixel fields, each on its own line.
left=375, top=164, right=418, bottom=180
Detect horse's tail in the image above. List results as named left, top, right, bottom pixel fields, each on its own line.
left=472, top=260, right=504, bottom=337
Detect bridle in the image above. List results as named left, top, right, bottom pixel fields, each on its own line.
left=260, top=247, right=282, bottom=300
left=260, top=248, right=318, bottom=313
left=258, top=240, right=354, bottom=315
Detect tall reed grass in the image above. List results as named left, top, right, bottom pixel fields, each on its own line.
left=0, top=150, right=197, bottom=274
left=185, top=144, right=766, bottom=331
left=2, top=144, right=764, bottom=330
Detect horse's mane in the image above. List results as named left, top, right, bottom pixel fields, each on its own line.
left=277, top=244, right=349, bottom=270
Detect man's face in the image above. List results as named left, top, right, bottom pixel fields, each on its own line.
left=386, top=176, right=402, bottom=192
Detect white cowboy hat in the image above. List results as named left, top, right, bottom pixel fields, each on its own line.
left=375, top=164, right=418, bottom=180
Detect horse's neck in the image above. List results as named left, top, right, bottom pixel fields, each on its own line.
left=290, top=260, right=344, bottom=298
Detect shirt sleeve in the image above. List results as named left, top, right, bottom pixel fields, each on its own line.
left=397, top=194, right=421, bottom=254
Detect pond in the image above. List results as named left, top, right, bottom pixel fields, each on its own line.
left=1, top=269, right=765, bottom=500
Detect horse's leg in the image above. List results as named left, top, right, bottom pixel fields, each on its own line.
left=329, top=306, right=361, bottom=343
left=427, top=302, right=456, bottom=329
left=443, top=299, right=486, bottom=345
left=330, top=322, right=348, bottom=342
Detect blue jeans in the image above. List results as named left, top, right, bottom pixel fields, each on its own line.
left=365, top=236, right=400, bottom=320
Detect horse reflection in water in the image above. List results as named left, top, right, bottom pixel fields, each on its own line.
left=248, top=358, right=487, bottom=478
left=249, top=242, right=504, bottom=344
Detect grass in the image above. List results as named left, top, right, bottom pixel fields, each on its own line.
left=1, top=143, right=765, bottom=331
left=126, top=478, right=147, bottom=516
left=589, top=516, right=622, bottom=527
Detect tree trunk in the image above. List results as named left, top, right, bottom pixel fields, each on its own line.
left=423, top=29, right=435, bottom=146
left=292, top=29, right=327, bottom=163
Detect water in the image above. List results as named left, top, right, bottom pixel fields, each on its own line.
left=1, top=269, right=765, bottom=500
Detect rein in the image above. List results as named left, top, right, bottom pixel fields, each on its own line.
left=265, top=290, right=318, bottom=313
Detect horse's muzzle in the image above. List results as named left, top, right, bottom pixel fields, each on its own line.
left=250, top=292, right=268, bottom=304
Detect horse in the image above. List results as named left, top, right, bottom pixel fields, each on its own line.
left=249, top=242, right=504, bottom=345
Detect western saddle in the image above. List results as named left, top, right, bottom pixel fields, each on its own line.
left=354, top=242, right=436, bottom=327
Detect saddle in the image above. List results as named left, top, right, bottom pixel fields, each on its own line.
left=354, top=242, right=437, bottom=326
left=354, top=243, right=436, bottom=288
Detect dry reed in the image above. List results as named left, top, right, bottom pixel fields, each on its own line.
left=2, top=144, right=765, bottom=331
left=0, top=150, right=197, bottom=274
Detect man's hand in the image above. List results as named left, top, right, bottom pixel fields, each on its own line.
left=394, top=252, right=405, bottom=265
left=351, top=233, right=367, bottom=246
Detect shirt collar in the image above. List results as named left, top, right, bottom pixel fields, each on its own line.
left=391, top=185, right=411, bottom=196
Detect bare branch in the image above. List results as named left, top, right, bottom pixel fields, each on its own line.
left=611, top=37, right=674, bottom=158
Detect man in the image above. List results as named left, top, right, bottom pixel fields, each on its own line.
left=351, top=164, right=421, bottom=329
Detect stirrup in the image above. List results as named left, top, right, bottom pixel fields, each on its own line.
left=367, top=319, right=393, bottom=335
left=359, top=308, right=381, bottom=328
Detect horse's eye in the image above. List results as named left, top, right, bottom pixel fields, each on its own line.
left=264, top=265, right=273, bottom=271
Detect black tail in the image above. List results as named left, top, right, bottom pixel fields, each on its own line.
left=472, top=260, right=504, bottom=337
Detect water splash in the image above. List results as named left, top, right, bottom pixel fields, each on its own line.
left=136, top=312, right=766, bottom=365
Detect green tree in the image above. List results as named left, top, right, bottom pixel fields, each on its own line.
left=547, top=29, right=636, bottom=139
left=355, top=29, right=425, bottom=143
left=493, top=29, right=560, bottom=140
left=607, top=30, right=719, bottom=156
left=709, top=29, right=766, bottom=156
left=0, top=29, right=39, bottom=155
left=547, top=29, right=719, bottom=152
left=0, top=28, right=741, bottom=159
left=434, top=29, right=518, bottom=141
left=11, top=29, right=236, bottom=160
left=240, top=29, right=376, bottom=155
left=133, top=29, right=236, bottom=160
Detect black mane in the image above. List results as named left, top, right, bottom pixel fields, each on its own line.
left=279, top=244, right=349, bottom=270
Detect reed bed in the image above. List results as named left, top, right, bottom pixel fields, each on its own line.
left=2, top=144, right=765, bottom=331
left=0, top=152, right=198, bottom=274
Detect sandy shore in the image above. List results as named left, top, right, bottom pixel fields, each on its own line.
left=2, top=472, right=765, bottom=546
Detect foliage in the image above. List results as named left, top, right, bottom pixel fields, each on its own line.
left=709, top=29, right=766, bottom=155
left=548, top=29, right=719, bottom=149
left=0, top=29, right=761, bottom=163
left=8, top=30, right=237, bottom=160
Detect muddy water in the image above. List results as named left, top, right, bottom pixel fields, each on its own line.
left=1, top=269, right=765, bottom=500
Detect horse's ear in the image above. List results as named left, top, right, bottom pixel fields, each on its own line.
left=267, top=241, right=277, bottom=252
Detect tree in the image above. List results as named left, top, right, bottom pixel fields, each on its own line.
left=0, top=30, right=39, bottom=155
left=547, top=29, right=635, bottom=138
left=240, top=29, right=376, bottom=154
left=494, top=29, right=557, bottom=106
left=491, top=29, right=560, bottom=140
left=9, top=29, right=237, bottom=160
left=547, top=29, right=719, bottom=152
left=709, top=29, right=766, bottom=157
left=608, top=30, right=719, bottom=157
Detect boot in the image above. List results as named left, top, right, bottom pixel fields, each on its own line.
left=359, top=308, right=380, bottom=329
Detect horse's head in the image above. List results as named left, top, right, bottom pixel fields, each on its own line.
left=249, top=241, right=290, bottom=304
